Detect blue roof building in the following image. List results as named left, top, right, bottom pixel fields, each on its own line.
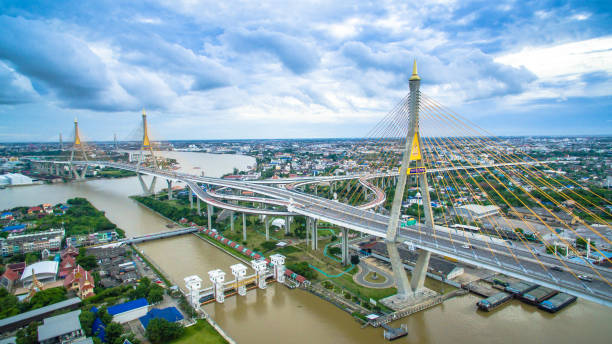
left=139, top=307, right=184, bottom=329
left=107, top=298, right=148, bottom=315
left=92, top=317, right=106, bottom=343
left=2, top=224, right=26, bottom=232
left=107, top=298, right=149, bottom=324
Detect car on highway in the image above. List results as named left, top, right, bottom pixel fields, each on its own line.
left=550, top=266, right=563, bottom=272
left=462, top=244, right=472, bottom=249
left=578, top=275, right=593, bottom=282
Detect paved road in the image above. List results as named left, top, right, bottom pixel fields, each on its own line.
left=353, top=261, right=395, bottom=289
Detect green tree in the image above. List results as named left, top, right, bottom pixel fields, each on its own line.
left=350, top=255, right=360, bottom=265
left=147, top=285, right=164, bottom=304
left=146, top=318, right=184, bottom=344
left=105, top=322, right=123, bottom=344
left=76, top=255, right=98, bottom=270
left=98, top=306, right=112, bottom=325
left=286, top=262, right=315, bottom=280
left=130, top=277, right=151, bottom=300
left=328, top=247, right=341, bottom=256
left=25, top=253, right=39, bottom=265
left=79, top=309, right=96, bottom=336
left=576, top=237, right=595, bottom=249
left=16, top=322, right=38, bottom=344
left=27, top=287, right=67, bottom=310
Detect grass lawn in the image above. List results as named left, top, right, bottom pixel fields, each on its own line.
left=169, top=320, right=228, bottom=344
left=364, top=271, right=387, bottom=284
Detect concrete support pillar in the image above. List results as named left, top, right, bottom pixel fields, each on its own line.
left=305, top=217, right=310, bottom=248
left=387, top=240, right=412, bottom=297
left=79, top=165, right=88, bottom=179
left=189, top=188, right=193, bottom=209
left=207, top=204, right=213, bottom=231
left=242, top=213, right=247, bottom=241
left=196, top=197, right=201, bottom=216
left=311, top=218, right=318, bottom=251
left=265, top=216, right=270, bottom=241
left=138, top=174, right=156, bottom=196
left=410, top=249, right=431, bottom=292
left=230, top=211, right=235, bottom=232
left=285, top=216, right=291, bottom=235
left=341, top=228, right=349, bottom=265
left=167, top=180, right=173, bottom=200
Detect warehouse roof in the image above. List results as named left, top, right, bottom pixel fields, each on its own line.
left=139, top=307, right=183, bottom=329
left=37, top=310, right=82, bottom=341
left=21, top=261, right=59, bottom=281
left=107, top=298, right=148, bottom=315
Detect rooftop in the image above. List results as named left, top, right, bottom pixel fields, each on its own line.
left=0, top=298, right=81, bottom=329
left=21, top=260, right=59, bottom=280
left=139, top=307, right=184, bottom=329
left=107, top=298, right=148, bottom=315
left=38, top=309, right=82, bottom=341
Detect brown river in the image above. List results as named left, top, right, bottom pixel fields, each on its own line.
left=1, top=153, right=610, bottom=343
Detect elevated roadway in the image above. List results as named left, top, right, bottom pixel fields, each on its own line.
left=28, top=159, right=612, bottom=306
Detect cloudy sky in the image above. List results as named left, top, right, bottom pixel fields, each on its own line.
left=0, top=0, right=610, bottom=142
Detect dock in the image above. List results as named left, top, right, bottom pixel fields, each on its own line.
left=382, top=324, right=408, bottom=341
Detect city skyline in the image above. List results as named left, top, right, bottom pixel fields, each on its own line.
left=1, top=0, right=611, bottom=142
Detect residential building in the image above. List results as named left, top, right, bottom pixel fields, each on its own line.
left=0, top=268, right=19, bottom=292
left=65, top=230, right=117, bottom=247
left=1, top=228, right=64, bottom=256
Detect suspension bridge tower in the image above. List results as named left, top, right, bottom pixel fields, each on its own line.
left=137, top=109, right=159, bottom=195
left=140, top=109, right=158, bottom=168
left=69, top=118, right=89, bottom=180
left=383, top=60, right=436, bottom=307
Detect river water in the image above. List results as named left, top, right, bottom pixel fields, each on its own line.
left=1, top=152, right=610, bottom=343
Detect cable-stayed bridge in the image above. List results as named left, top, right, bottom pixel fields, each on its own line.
left=29, top=63, right=612, bottom=307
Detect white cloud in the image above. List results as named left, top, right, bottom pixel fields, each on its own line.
left=494, top=36, right=612, bottom=79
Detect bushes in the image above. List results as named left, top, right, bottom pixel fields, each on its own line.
left=146, top=318, right=184, bottom=344
left=328, top=247, right=341, bottom=255
left=261, top=241, right=277, bottom=251
left=286, top=261, right=316, bottom=280
left=27, top=287, right=67, bottom=311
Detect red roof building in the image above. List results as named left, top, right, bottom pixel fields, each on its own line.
left=59, top=256, right=77, bottom=278
left=63, top=265, right=95, bottom=299
left=0, top=268, right=19, bottom=291
left=61, top=246, right=79, bottom=260
left=27, top=206, right=42, bottom=214
left=7, top=262, right=26, bottom=274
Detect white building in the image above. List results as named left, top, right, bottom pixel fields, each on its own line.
left=107, top=298, right=149, bottom=323
left=21, top=261, right=59, bottom=286
left=0, top=173, right=33, bottom=186
left=454, top=204, right=500, bottom=220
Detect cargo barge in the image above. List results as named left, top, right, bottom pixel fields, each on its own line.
left=505, top=282, right=537, bottom=296
left=538, top=293, right=577, bottom=313
left=477, top=292, right=512, bottom=311
left=520, top=286, right=558, bottom=305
